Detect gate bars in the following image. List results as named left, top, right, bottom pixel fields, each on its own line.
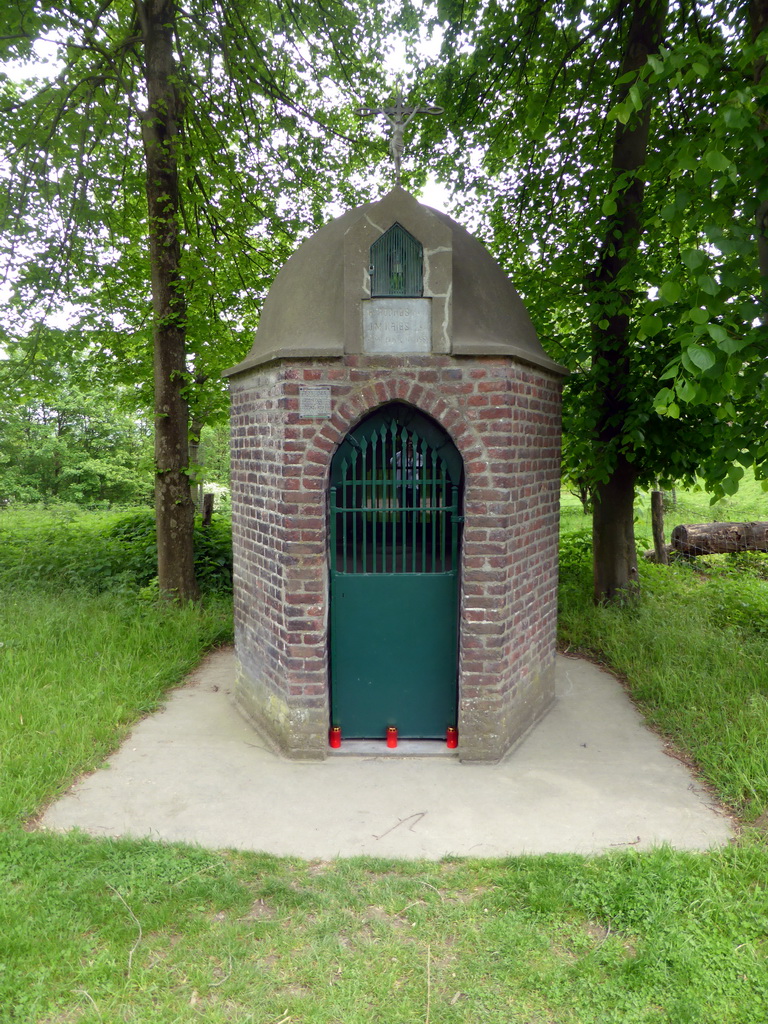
left=330, top=418, right=460, bottom=575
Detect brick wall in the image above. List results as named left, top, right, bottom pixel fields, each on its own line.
left=229, top=354, right=562, bottom=761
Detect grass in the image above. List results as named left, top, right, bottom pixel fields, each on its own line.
left=561, top=467, right=768, bottom=537
left=1, top=495, right=768, bottom=1022
left=558, top=471, right=768, bottom=820
left=1, top=587, right=233, bottom=825
left=0, top=502, right=232, bottom=595
left=2, top=835, right=767, bottom=1022
left=559, top=561, right=768, bottom=819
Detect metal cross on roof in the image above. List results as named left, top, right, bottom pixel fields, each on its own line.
left=357, top=90, right=444, bottom=185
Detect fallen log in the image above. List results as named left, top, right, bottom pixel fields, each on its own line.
left=671, top=522, right=768, bottom=556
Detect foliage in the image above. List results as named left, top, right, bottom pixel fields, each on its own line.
left=0, top=347, right=153, bottom=504
left=198, top=421, right=231, bottom=488
left=0, top=0, right=388, bottom=425
left=0, top=504, right=233, bottom=594
left=424, top=0, right=768, bottom=499
left=417, top=0, right=768, bottom=601
left=0, top=0, right=392, bottom=598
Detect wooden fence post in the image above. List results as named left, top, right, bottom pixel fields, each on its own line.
left=651, top=490, right=669, bottom=564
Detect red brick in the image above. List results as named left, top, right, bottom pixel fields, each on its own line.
left=230, top=355, right=562, bottom=757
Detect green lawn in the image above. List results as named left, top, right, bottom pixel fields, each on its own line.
left=1, top=495, right=767, bottom=1022
left=2, top=833, right=767, bottom=1023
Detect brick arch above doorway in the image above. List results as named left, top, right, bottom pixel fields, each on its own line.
left=297, top=364, right=494, bottom=501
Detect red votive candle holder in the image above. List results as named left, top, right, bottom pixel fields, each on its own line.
left=446, top=727, right=458, bottom=749
left=386, top=726, right=398, bottom=748
left=329, top=726, right=342, bottom=748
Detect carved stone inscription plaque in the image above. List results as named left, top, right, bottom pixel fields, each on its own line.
left=363, top=298, right=431, bottom=354
left=298, top=385, right=332, bottom=418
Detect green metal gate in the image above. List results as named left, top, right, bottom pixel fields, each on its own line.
left=329, top=404, right=463, bottom=739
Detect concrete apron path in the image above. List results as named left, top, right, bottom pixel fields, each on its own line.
left=40, top=649, right=733, bottom=859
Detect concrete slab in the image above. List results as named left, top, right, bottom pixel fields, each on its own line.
left=39, top=649, right=734, bottom=858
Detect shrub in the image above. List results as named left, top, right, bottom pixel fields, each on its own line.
left=107, top=509, right=233, bottom=594
left=0, top=505, right=233, bottom=595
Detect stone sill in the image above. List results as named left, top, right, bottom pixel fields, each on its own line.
left=327, top=740, right=458, bottom=758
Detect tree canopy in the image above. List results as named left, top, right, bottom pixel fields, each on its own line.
left=2, top=0, right=766, bottom=601
left=1, top=0, right=388, bottom=596
left=1, top=0, right=387, bottom=422
left=420, top=0, right=768, bottom=598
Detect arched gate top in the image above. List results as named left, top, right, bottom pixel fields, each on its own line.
left=330, top=403, right=462, bottom=487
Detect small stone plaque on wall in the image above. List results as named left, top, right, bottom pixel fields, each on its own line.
left=363, top=298, right=431, bottom=354
left=298, top=386, right=332, bottom=418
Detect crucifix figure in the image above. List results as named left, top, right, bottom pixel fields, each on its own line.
left=358, top=90, right=443, bottom=184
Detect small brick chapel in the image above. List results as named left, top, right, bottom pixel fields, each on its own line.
left=224, top=186, right=566, bottom=761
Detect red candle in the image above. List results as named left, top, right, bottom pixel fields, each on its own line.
left=446, top=727, right=458, bottom=749
left=386, top=726, right=398, bottom=748
left=329, top=726, right=342, bottom=748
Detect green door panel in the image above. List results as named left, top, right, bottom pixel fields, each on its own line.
left=329, top=403, right=462, bottom=740
left=330, top=572, right=457, bottom=738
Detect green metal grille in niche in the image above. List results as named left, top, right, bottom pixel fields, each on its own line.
left=330, top=416, right=460, bottom=575
left=369, top=222, right=423, bottom=297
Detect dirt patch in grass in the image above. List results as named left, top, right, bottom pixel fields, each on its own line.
left=362, top=904, right=415, bottom=931
left=241, top=897, right=276, bottom=920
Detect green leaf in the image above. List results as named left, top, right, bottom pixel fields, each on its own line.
left=697, top=275, right=719, bottom=296
left=687, top=345, right=717, bottom=371
left=681, top=249, right=706, bottom=270
left=609, top=101, right=632, bottom=125
left=601, top=197, right=617, bottom=216
left=720, top=474, right=739, bottom=496
left=659, top=280, right=681, bottom=304
left=689, top=307, right=710, bottom=324
left=676, top=379, right=697, bottom=403
left=638, top=314, right=663, bottom=337
left=720, top=336, right=750, bottom=355
left=705, top=150, right=731, bottom=171
left=705, top=324, right=728, bottom=344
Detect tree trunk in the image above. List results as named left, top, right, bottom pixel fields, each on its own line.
left=593, top=454, right=639, bottom=601
left=202, top=491, right=214, bottom=527
left=751, top=0, right=768, bottom=323
left=189, top=415, right=204, bottom=511
left=137, top=0, right=199, bottom=601
left=671, top=522, right=768, bottom=555
left=590, top=0, right=666, bottom=603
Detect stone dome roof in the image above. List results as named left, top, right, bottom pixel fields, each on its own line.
left=225, top=187, right=565, bottom=377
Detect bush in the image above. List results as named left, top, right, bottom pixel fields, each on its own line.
left=0, top=505, right=233, bottom=595
left=558, top=528, right=592, bottom=610
left=109, top=509, right=233, bottom=594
